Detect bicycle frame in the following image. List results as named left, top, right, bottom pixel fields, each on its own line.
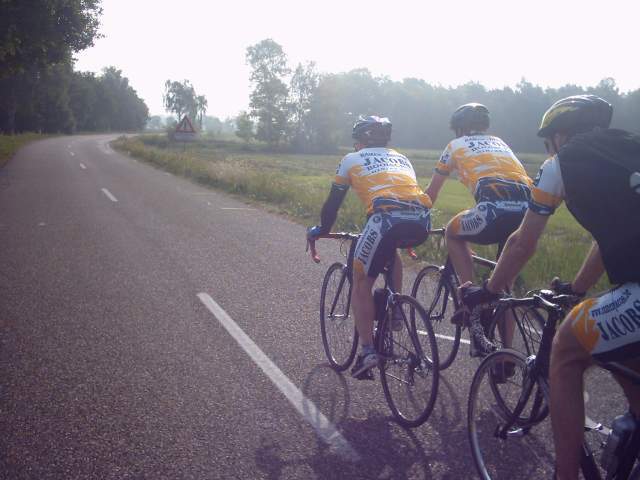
left=487, top=293, right=640, bottom=479
left=309, top=232, right=428, bottom=356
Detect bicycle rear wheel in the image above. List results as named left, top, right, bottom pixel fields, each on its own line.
left=378, top=295, right=439, bottom=428
left=320, top=262, right=358, bottom=371
left=411, top=265, right=461, bottom=370
left=468, top=349, right=555, bottom=479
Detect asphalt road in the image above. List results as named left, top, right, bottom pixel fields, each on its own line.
left=0, top=135, right=627, bottom=479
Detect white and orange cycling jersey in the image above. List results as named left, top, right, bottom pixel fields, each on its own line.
left=335, top=147, right=431, bottom=214
left=436, top=135, right=532, bottom=201
left=566, top=283, right=640, bottom=362
left=528, top=155, right=565, bottom=216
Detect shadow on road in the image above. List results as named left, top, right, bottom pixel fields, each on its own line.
left=254, top=364, right=439, bottom=479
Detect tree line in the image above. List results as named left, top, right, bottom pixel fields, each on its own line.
left=242, top=39, right=640, bottom=153
left=1, top=1, right=148, bottom=134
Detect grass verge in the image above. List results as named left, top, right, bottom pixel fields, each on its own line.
left=0, top=133, right=48, bottom=168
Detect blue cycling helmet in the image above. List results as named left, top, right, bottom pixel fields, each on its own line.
left=352, top=116, right=392, bottom=145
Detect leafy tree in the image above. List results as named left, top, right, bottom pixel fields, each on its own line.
left=146, top=116, right=165, bottom=131
left=0, top=0, right=102, bottom=133
left=69, top=71, right=99, bottom=131
left=246, top=39, right=290, bottom=147
left=235, top=111, right=254, bottom=144
left=94, top=67, right=148, bottom=131
left=203, top=115, right=236, bottom=135
left=163, top=79, right=197, bottom=122
left=289, top=62, right=319, bottom=151
left=196, top=95, right=208, bottom=129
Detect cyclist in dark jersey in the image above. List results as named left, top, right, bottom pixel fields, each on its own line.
left=462, top=95, right=640, bottom=480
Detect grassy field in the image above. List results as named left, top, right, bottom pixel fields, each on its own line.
left=112, top=134, right=608, bottom=293
left=0, top=133, right=48, bottom=168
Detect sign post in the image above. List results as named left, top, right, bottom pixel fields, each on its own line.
left=173, top=116, right=197, bottom=174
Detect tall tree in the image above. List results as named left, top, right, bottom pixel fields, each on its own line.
left=163, top=79, right=197, bottom=122
left=235, top=111, right=254, bottom=144
left=195, top=95, right=208, bottom=129
left=288, top=62, right=319, bottom=151
left=0, top=0, right=102, bottom=133
left=246, top=39, right=290, bottom=147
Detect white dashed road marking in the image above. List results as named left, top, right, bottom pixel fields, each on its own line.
left=197, top=293, right=361, bottom=463
left=70, top=151, right=75, bottom=157
left=79, top=163, right=87, bottom=170
left=101, top=188, right=118, bottom=202
left=435, top=333, right=471, bottom=345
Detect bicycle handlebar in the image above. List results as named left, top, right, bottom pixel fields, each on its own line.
left=306, top=232, right=360, bottom=264
left=496, top=291, right=577, bottom=313
left=306, top=232, right=417, bottom=263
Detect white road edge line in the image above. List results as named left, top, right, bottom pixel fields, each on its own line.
left=434, top=333, right=471, bottom=345
left=79, top=163, right=87, bottom=170
left=101, top=188, right=118, bottom=202
left=197, top=293, right=361, bottom=463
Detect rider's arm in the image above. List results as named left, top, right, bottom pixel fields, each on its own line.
left=427, top=144, right=455, bottom=205
left=317, top=183, right=349, bottom=234
left=485, top=155, right=564, bottom=293
left=425, top=172, right=447, bottom=205
left=486, top=210, right=549, bottom=292
left=571, top=241, right=605, bottom=294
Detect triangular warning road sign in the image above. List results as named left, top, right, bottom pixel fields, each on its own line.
left=176, top=116, right=196, bottom=134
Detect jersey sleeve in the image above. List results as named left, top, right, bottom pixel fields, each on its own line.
left=334, top=154, right=352, bottom=187
left=529, top=156, right=565, bottom=216
left=435, top=143, right=455, bottom=176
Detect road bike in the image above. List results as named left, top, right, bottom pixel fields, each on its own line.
left=467, top=290, right=640, bottom=479
left=307, top=232, right=439, bottom=428
left=411, top=228, right=545, bottom=370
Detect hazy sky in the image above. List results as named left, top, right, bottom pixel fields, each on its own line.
left=75, top=0, right=638, bottom=118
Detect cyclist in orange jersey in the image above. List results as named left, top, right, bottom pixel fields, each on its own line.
left=425, top=104, right=532, bottom=289
left=308, top=116, right=432, bottom=379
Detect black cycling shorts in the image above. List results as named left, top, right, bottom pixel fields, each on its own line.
left=354, top=208, right=430, bottom=278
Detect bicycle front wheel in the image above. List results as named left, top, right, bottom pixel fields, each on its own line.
left=487, top=305, right=546, bottom=357
left=320, top=262, right=358, bottom=371
left=378, top=295, right=439, bottom=428
left=468, top=349, right=555, bottom=480
left=411, top=265, right=461, bottom=370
